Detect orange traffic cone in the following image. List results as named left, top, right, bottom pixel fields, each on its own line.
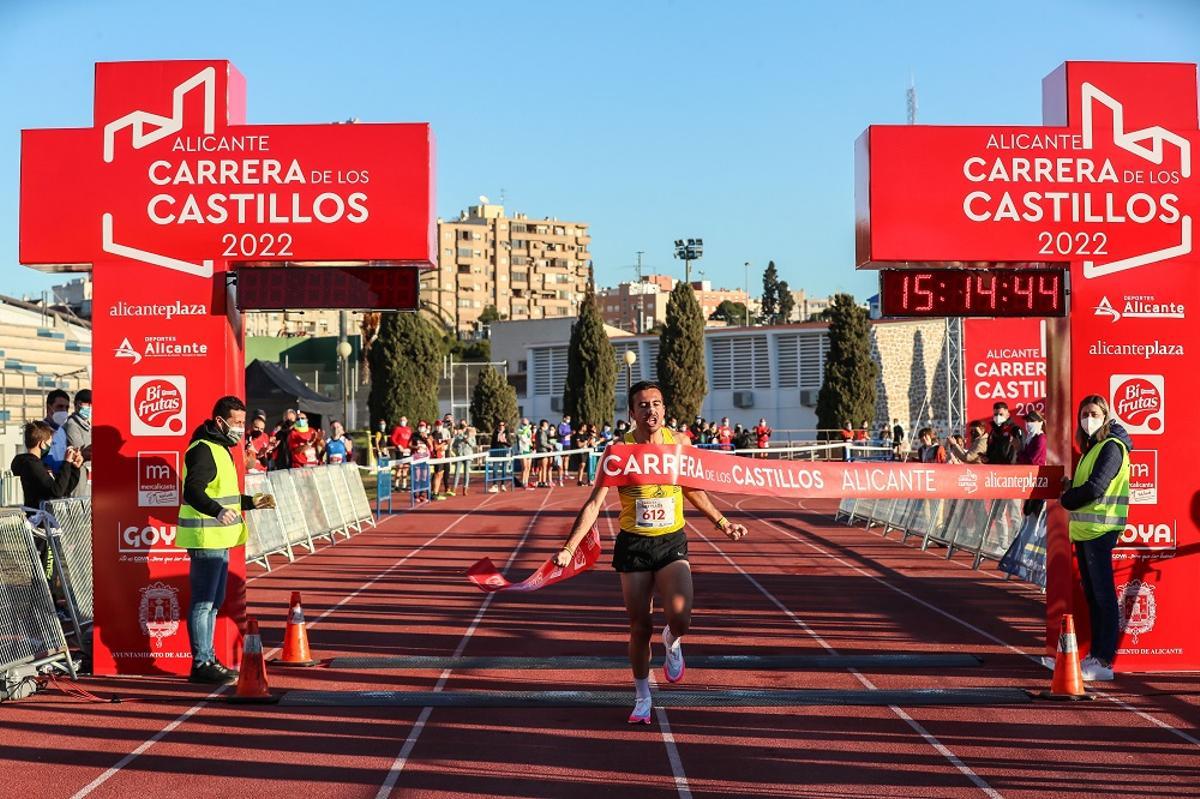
left=228, top=618, right=278, bottom=704
left=274, top=591, right=320, bottom=667
left=1037, top=614, right=1091, bottom=701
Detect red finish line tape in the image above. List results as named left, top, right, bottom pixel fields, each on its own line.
left=466, top=445, right=1064, bottom=592
left=467, top=527, right=601, bottom=593
left=595, top=444, right=1063, bottom=500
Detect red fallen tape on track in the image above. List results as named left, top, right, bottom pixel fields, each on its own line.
left=468, top=527, right=601, bottom=592
left=594, top=444, right=1063, bottom=500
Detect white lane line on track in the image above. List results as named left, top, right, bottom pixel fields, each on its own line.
left=603, top=499, right=693, bottom=799
left=730, top=496, right=1200, bottom=749
left=374, top=488, right=558, bottom=799
left=70, top=494, right=501, bottom=799
left=689, top=519, right=1004, bottom=799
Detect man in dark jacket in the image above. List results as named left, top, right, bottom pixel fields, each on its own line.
left=179, top=396, right=275, bottom=684
left=12, top=421, right=81, bottom=511
left=985, top=402, right=1024, bottom=465
left=273, top=408, right=297, bottom=470
left=62, top=389, right=92, bottom=496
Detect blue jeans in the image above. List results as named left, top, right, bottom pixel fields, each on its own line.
left=1074, top=530, right=1120, bottom=664
left=187, top=548, right=230, bottom=664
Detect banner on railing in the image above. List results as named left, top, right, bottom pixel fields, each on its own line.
left=467, top=527, right=601, bottom=593
left=595, top=444, right=1063, bottom=499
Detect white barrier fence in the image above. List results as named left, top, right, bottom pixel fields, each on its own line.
left=244, top=463, right=376, bottom=571
left=833, top=495, right=1036, bottom=574
left=0, top=464, right=377, bottom=689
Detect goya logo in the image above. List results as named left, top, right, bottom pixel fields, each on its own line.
left=119, top=522, right=182, bottom=553
left=1117, top=521, right=1176, bottom=552
left=130, top=375, right=186, bottom=436
left=1110, top=374, right=1164, bottom=435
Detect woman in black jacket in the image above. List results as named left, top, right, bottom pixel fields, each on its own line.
left=11, top=421, right=81, bottom=511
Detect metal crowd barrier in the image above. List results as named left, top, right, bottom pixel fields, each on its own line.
left=375, top=457, right=394, bottom=517
left=39, top=497, right=93, bottom=656
left=484, top=447, right=513, bottom=492
left=0, top=508, right=76, bottom=687
left=245, top=464, right=379, bottom=569
left=834, top=494, right=1040, bottom=582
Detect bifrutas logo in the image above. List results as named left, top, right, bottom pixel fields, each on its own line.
left=137, top=451, right=180, bottom=507
left=119, top=522, right=181, bottom=553
left=1110, top=374, right=1164, bottom=435
left=130, top=375, right=186, bottom=436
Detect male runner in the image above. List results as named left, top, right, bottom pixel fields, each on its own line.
left=554, top=380, right=748, bottom=724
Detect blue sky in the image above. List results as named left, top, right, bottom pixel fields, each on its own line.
left=2, top=0, right=1197, bottom=302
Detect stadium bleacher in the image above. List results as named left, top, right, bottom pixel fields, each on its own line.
left=0, top=297, right=91, bottom=430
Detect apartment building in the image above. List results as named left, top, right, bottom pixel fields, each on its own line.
left=598, top=275, right=750, bottom=332
left=424, top=202, right=592, bottom=334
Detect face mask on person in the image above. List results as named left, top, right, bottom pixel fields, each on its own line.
left=994, top=413, right=1008, bottom=425
left=1081, top=416, right=1104, bottom=437
left=52, top=410, right=68, bottom=426
left=217, top=417, right=244, bottom=446
left=1026, top=421, right=1043, bottom=436
left=78, top=405, right=93, bottom=420
left=418, top=426, right=428, bottom=435
left=295, top=418, right=309, bottom=431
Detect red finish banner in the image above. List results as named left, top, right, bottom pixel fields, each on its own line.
left=964, top=318, right=1047, bottom=423
left=594, top=445, right=1063, bottom=500
left=468, top=527, right=601, bottom=593
left=18, top=59, right=436, bottom=675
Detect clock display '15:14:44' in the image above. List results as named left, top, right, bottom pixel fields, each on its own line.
left=880, top=268, right=1066, bottom=317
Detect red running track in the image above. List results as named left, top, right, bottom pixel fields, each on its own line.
left=3, top=487, right=1199, bottom=799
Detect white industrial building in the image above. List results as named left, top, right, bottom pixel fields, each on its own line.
left=490, top=316, right=950, bottom=435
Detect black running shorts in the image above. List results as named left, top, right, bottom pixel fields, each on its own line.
left=612, top=529, right=689, bottom=573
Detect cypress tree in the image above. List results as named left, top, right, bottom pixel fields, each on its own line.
left=470, top=365, right=518, bottom=436
left=367, top=311, right=441, bottom=428
left=761, top=260, right=780, bottom=323
left=562, top=286, right=617, bottom=426
left=777, top=280, right=795, bottom=323
left=657, top=281, right=707, bottom=420
left=816, top=294, right=878, bottom=437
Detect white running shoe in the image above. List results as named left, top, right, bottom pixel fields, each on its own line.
left=628, top=696, right=652, bottom=724
left=1079, top=655, right=1114, bottom=682
left=662, top=629, right=685, bottom=684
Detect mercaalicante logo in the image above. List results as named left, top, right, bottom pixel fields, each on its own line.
left=1089, top=340, right=1185, bottom=358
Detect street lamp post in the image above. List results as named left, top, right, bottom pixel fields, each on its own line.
left=744, top=261, right=750, bottom=326
left=623, top=349, right=637, bottom=393
left=673, top=238, right=703, bottom=285
left=336, top=339, right=353, bottom=429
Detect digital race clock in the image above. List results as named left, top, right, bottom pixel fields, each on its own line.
left=879, top=268, right=1066, bottom=318
left=235, top=266, right=420, bottom=311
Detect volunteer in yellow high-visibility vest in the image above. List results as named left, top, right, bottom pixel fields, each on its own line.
left=555, top=380, right=748, bottom=724
left=1058, top=393, right=1133, bottom=683
left=178, top=396, right=275, bottom=685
